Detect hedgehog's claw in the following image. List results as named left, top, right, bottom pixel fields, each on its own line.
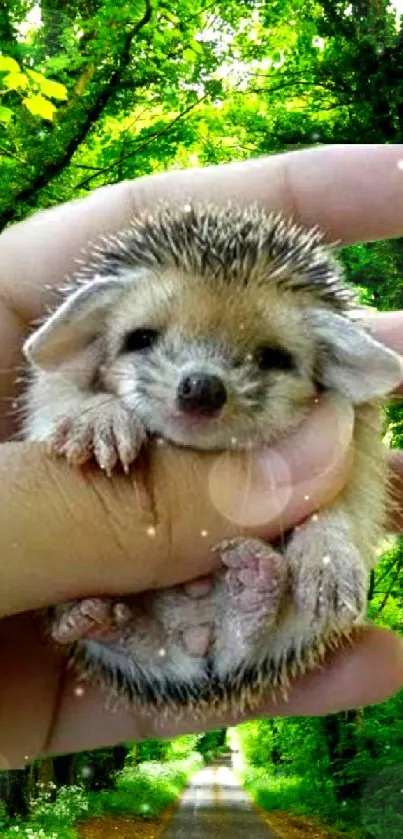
left=46, top=396, right=146, bottom=474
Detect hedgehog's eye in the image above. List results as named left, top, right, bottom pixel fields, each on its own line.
left=256, top=346, right=296, bottom=372
left=121, top=328, right=160, bottom=353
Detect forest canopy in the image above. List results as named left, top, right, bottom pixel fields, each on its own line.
left=1, top=0, right=403, bottom=230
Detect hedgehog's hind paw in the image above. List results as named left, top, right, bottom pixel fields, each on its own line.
left=212, top=537, right=287, bottom=671
left=286, top=518, right=368, bottom=632
left=214, top=536, right=287, bottom=612
left=50, top=597, right=131, bottom=645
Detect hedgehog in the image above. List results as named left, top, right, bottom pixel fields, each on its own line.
left=21, top=202, right=402, bottom=714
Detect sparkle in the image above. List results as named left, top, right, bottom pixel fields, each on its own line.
left=311, top=514, right=319, bottom=522
left=201, top=529, right=208, bottom=537
left=231, top=436, right=238, bottom=446
left=183, top=203, right=192, bottom=212
left=158, top=647, right=166, bottom=657
left=304, top=494, right=310, bottom=501
left=239, top=323, right=245, bottom=331
left=11, top=401, right=18, bottom=409
left=397, top=160, right=403, bottom=170
left=146, top=526, right=156, bottom=537
left=74, top=685, right=85, bottom=697
left=313, top=397, right=320, bottom=404
left=246, top=352, right=253, bottom=362
left=375, top=45, right=384, bottom=56
left=156, top=437, right=166, bottom=446
left=322, top=555, right=331, bottom=565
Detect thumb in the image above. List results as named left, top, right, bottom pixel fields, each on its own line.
left=0, top=394, right=353, bottom=619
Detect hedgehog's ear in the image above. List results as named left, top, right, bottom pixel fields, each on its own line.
left=310, top=309, right=403, bottom=403
left=23, top=278, right=129, bottom=369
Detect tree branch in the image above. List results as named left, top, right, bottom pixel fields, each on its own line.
left=373, top=562, right=402, bottom=617
left=74, top=92, right=209, bottom=191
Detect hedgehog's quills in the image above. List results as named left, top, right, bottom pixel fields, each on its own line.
left=23, top=203, right=402, bottom=715
left=70, top=625, right=355, bottom=719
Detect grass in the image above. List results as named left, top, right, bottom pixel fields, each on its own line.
left=239, top=765, right=336, bottom=818
left=86, top=753, right=203, bottom=820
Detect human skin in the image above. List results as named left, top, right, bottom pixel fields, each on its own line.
left=1, top=143, right=403, bottom=769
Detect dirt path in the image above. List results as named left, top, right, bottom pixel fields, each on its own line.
left=160, top=761, right=279, bottom=839
left=78, top=760, right=342, bottom=839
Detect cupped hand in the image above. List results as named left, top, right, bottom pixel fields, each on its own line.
left=1, top=143, right=403, bottom=769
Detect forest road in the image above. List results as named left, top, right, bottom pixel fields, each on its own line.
left=161, top=758, right=279, bottom=839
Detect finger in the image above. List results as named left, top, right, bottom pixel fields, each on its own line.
left=0, top=395, right=352, bottom=619
left=365, top=311, right=403, bottom=395
left=388, top=450, right=403, bottom=532
left=365, top=313, right=403, bottom=531
left=1, top=145, right=403, bottom=325
left=366, top=311, right=403, bottom=356
left=4, top=624, right=400, bottom=767
left=150, top=627, right=403, bottom=735
left=0, top=614, right=65, bottom=771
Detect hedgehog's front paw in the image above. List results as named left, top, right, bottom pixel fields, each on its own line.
left=212, top=537, right=287, bottom=668
left=286, top=520, right=368, bottom=631
left=50, top=597, right=132, bottom=645
left=46, top=395, right=146, bottom=474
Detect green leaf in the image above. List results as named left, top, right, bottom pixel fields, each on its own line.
left=0, top=55, right=20, bottom=73
left=0, top=104, right=12, bottom=123
left=183, top=47, right=195, bottom=61
left=27, top=69, right=67, bottom=100
left=23, top=94, right=56, bottom=120
left=37, top=77, right=68, bottom=100
left=190, top=39, right=203, bottom=54
left=3, top=71, right=28, bottom=90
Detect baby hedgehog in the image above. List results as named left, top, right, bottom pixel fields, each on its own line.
left=22, top=203, right=402, bottom=713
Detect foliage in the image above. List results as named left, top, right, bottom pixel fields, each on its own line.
left=2, top=0, right=403, bottom=229
left=29, top=782, right=89, bottom=827
left=126, top=730, right=226, bottom=763
left=86, top=753, right=203, bottom=820
left=74, top=746, right=127, bottom=791
left=2, top=828, right=74, bottom=839
left=234, top=686, right=403, bottom=837
left=0, top=749, right=202, bottom=835
left=0, top=53, right=67, bottom=123
left=0, top=780, right=86, bottom=839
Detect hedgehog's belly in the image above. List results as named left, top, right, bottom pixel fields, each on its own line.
left=72, top=612, right=353, bottom=712
left=69, top=528, right=365, bottom=712
left=75, top=635, right=212, bottom=707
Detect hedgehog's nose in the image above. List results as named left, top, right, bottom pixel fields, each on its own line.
left=177, top=373, right=227, bottom=416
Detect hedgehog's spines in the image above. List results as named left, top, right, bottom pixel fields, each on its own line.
left=71, top=626, right=355, bottom=716
left=55, top=202, right=357, bottom=315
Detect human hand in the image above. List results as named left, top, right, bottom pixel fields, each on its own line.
left=1, top=143, right=403, bottom=768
